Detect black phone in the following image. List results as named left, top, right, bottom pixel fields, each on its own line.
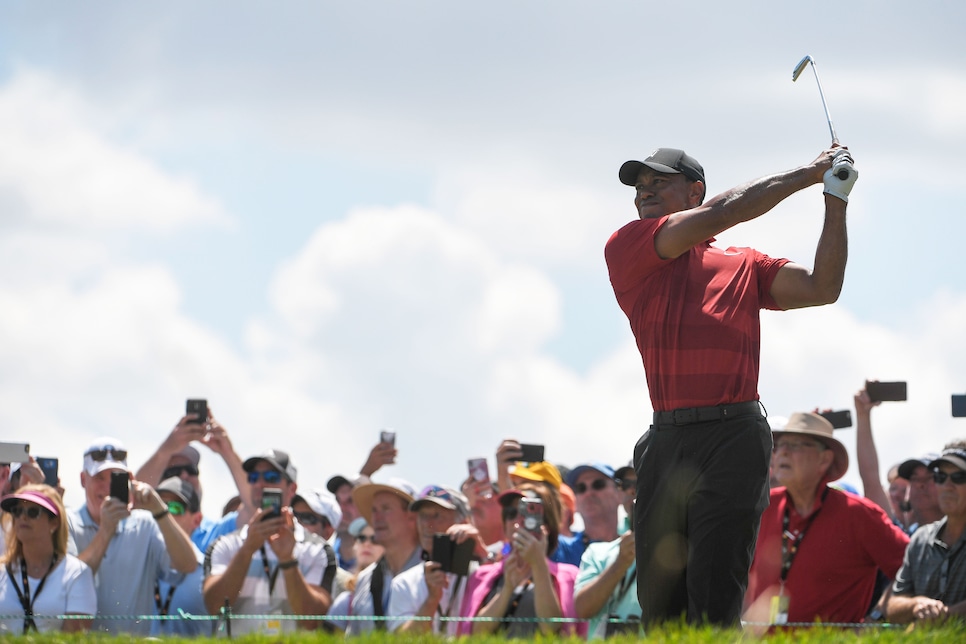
left=431, top=533, right=475, bottom=576
left=110, top=471, right=130, bottom=505
left=866, top=381, right=907, bottom=403
left=819, top=409, right=853, bottom=429
left=953, top=395, right=966, bottom=418
left=261, top=487, right=283, bottom=520
left=380, top=430, right=396, bottom=446
left=518, top=497, right=544, bottom=539
left=36, top=457, right=59, bottom=487
left=518, top=443, right=545, bottom=463
left=186, top=398, right=208, bottom=425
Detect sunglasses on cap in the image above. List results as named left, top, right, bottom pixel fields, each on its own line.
left=86, top=446, right=128, bottom=462
left=8, top=504, right=53, bottom=520
left=575, top=478, right=611, bottom=495
left=933, top=470, right=966, bottom=485
left=247, top=470, right=283, bottom=484
left=166, top=500, right=187, bottom=516
left=294, top=512, right=329, bottom=526
left=162, top=464, right=199, bottom=479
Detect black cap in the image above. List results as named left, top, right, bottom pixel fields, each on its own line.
left=619, top=148, right=706, bottom=186
left=326, top=475, right=351, bottom=494
left=897, top=454, right=939, bottom=480
left=243, top=449, right=298, bottom=483
left=156, top=477, right=201, bottom=513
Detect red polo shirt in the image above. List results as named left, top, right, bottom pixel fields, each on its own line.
left=605, top=216, right=788, bottom=411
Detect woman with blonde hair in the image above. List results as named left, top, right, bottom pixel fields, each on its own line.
left=0, top=484, right=96, bottom=633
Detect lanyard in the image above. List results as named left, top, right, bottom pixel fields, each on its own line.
left=780, top=488, right=828, bottom=583
left=154, top=580, right=178, bottom=616
left=6, top=556, right=57, bottom=634
left=259, top=546, right=281, bottom=596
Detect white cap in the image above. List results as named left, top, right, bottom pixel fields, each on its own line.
left=295, top=488, right=342, bottom=528
left=83, top=437, right=129, bottom=477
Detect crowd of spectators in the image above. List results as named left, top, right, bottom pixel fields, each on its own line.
left=2, top=381, right=965, bottom=636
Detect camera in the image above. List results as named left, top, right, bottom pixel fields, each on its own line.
left=518, top=497, right=544, bottom=539
left=430, top=533, right=474, bottom=576
left=261, top=488, right=283, bottom=520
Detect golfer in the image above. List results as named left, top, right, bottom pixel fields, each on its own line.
left=604, top=145, right=856, bottom=626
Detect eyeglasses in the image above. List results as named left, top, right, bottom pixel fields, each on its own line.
left=294, top=512, right=324, bottom=526
left=355, top=534, right=376, bottom=544
left=773, top=440, right=825, bottom=453
left=8, top=505, right=51, bottom=520
left=247, top=470, right=282, bottom=484
left=162, top=464, right=199, bottom=479
left=616, top=477, right=636, bottom=491
left=86, top=446, right=128, bottom=462
left=575, top=479, right=611, bottom=495
left=933, top=470, right=966, bottom=485
left=166, top=500, right=187, bottom=516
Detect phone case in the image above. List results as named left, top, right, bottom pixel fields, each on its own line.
left=468, top=458, right=490, bottom=482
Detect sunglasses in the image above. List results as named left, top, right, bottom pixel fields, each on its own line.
left=933, top=470, right=966, bottom=485
left=8, top=504, right=52, bottom=520
left=616, top=477, right=636, bottom=491
left=294, top=512, right=326, bottom=526
left=247, top=470, right=283, bottom=484
left=166, top=500, right=187, bottom=516
left=86, top=446, right=128, bottom=462
left=162, top=464, right=199, bottom=479
left=355, top=534, right=376, bottom=544
left=575, top=478, right=611, bottom=495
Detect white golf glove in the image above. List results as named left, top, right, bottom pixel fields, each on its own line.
left=823, top=150, right=858, bottom=202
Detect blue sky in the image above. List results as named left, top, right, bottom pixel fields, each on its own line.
left=2, top=2, right=965, bottom=516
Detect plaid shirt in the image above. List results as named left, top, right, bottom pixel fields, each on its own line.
left=893, top=517, right=966, bottom=605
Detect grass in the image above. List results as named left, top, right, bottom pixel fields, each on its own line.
left=12, top=619, right=966, bottom=643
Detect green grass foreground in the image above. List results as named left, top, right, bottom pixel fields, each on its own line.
left=11, top=621, right=966, bottom=644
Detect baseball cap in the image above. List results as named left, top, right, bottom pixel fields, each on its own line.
left=566, top=463, right=616, bottom=488
left=410, top=485, right=470, bottom=518
left=83, top=437, right=129, bottom=477
left=351, top=477, right=417, bottom=523
left=242, top=449, right=298, bottom=483
left=510, top=461, right=563, bottom=489
left=326, top=474, right=352, bottom=494
left=348, top=516, right=370, bottom=538
left=897, top=454, right=941, bottom=480
left=172, top=445, right=200, bottom=467
left=929, top=448, right=966, bottom=473
left=294, top=488, right=343, bottom=527
left=156, top=477, right=201, bottom=513
left=619, top=148, right=706, bottom=186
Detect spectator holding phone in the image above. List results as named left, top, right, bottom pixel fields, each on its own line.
left=67, top=438, right=197, bottom=634
left=886, top=443, right=966, bottom=623
left=459, top=484, right=584, bottom=637
left=136, top=407, right=253, bottom=552
left=0, top=484, right=95, bottom=633
left=387, top=486, right=483, bottom=635
left=203, top=449, right=332, bottom=634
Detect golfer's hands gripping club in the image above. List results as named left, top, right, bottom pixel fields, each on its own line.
left=823, top=149, right=857, bottom=202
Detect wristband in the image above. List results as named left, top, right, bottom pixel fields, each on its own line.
left=278, top=559, right=299, bottom=570
left=152, top=509, right=170, bottom=521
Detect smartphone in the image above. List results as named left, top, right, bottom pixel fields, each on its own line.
left=953, top=394, right=966, bottom=418
left=0, top=442, right=30, bottom=464
left=186, top=398, right=208, bottom=425
left=36, top=457, right=59, bottom=487
left=380, top=430, right=396, bottom=446
left=467, top=457, right=490, bottom=483
left=431, top=533, right=474, bottom=576
left=819, top=409, right=853, bottom=429
left=110, top=471, right=130, bottom=505
left=866, top=381, right=907, bottom=403
left=518, top=443, right=545, bottom=463
left=261, top=487, right=283, bottom=520
left=518, top=497, right=544, bottom=539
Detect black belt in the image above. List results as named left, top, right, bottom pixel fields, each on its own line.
left=653, top=401, right=762, bottom=426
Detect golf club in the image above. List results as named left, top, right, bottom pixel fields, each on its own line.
left=792, top=55, right=851, bottom=180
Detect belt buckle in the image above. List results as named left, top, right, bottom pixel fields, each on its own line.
left=672, top=408, right=697, bottom=425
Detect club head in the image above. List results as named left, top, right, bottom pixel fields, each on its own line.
left=792, top=55, right=813, bottom=82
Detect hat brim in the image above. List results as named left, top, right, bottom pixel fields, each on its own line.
left=619, top=159, right=683, bottom=186
left=1, top=490, right=59, bottom=517
left=326, top=475, right=351, bottom=494
left=351, top=484, right=415, bottom=524
left=929, top=455, right=966, bottom=472
left=773, top=430, right=849, bottom=482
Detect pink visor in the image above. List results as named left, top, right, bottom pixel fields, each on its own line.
left=0, top=490, right=60, bottom=517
